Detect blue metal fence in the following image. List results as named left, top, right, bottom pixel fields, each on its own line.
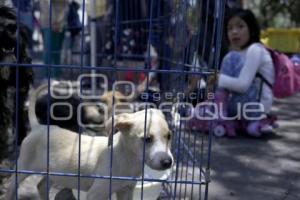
left=0, top=0, right=226, bottom=199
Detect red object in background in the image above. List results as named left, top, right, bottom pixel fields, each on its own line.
left=125, top=71, right=146, bottom=83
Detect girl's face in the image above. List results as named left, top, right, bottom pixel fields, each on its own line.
left=227, top=16, right=250, bottom=50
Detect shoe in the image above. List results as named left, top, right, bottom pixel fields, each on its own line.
left=260, top=124, right=275, bottom=135
left=247, top=121, right=261, bottom=137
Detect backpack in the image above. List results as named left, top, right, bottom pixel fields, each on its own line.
left=258, top=48, right=300, bottom=98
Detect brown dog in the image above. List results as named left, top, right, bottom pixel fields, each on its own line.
left=31, top=82, right=130, bottom=135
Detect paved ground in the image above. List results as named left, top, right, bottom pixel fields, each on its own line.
left=209, top=94, right=300, bottom=200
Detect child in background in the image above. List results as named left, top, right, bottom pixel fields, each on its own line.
left=215, top=8, right=275, bottom=137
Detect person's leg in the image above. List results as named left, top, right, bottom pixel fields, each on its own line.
left=51, top=30, right=65, bottom=78
left=214, top=51, right=247, bottom=136
left=217, top=50, right=245, bottom=114
left=213, top=89, right=237, bottom=137
left=97, top=17, right=114, bottom=89
left=97, top=17, right=108, bottom=66
left=41, top=28, right=51, bottom=81
left=42, top=29, right=64, bottom=64
left=220, top=51, right=245, bottom=77
left=221, top=52, right=265, bottom=136
left=41, top=28, right=50, bottom=65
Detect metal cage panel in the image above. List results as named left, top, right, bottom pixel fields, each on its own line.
left=0, top=0, right=226, bottom=199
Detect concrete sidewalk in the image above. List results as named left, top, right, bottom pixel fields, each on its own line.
left=208, top=94, right=300, bottom=200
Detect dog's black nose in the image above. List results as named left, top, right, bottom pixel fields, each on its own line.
left=161, top=158, right=172, bottom=169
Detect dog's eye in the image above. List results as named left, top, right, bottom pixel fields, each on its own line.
left=97, top=106, right=104, bottom=114
left=119, top=98, right=127, bottom=103
left=167, top=134, right=171, bottom=141
left=144, top=135, right=153, bottom=143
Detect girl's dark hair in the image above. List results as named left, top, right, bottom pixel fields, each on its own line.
left=225, top=8, right=261, bottom=47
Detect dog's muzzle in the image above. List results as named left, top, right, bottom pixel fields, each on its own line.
left=156, top=152, right=173, bottom=170
left=160, top=157, right=173, bottom=169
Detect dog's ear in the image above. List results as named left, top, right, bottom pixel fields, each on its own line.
left=105, top=113, right=133, bottom=146
left=114, top=91, right=127, bottom=102
left=115, top=120, right=132, bottom=133
left=105, top=113, right=132, bottom=136
left=100, top=95, right=108, bottom=104
left=101, top=91, right=127, bottom=104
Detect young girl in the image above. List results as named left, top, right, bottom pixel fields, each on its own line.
left=215, top=8, right=275, bottom=137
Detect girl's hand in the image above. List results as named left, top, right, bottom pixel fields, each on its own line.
left=207, top=73, right=219, bottom=92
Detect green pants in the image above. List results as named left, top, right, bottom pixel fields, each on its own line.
left=41, top=28, right=65, bottom=78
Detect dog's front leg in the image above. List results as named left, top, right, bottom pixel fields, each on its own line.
left=37, top=176, right=53, bottom=200
left=5, top=173, right=30, bottom=200
left=116, top=184, right=136, bottom=200
left=86, top=180, right=110, bottom=200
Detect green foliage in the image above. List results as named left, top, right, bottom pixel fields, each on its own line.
left=246, top=0, right=300, bottom=28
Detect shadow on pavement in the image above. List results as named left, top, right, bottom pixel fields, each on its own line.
left=209, top=94, right=300, bottom=200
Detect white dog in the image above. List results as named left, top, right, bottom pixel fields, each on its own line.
left=6, top=85, right=173, bottom=200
